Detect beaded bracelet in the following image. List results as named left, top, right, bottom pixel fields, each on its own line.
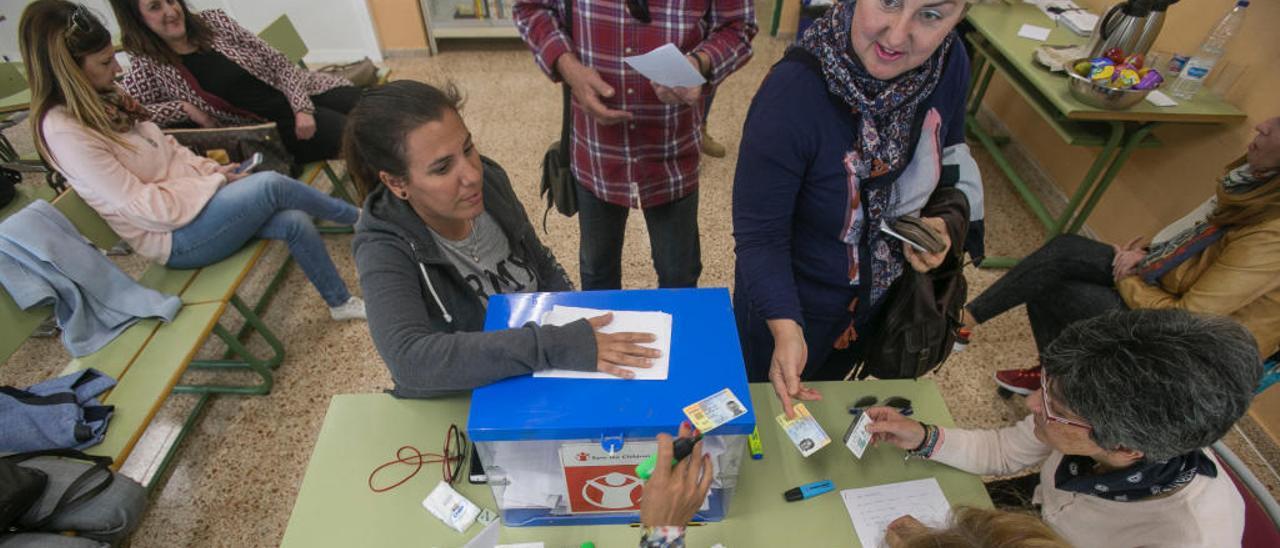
left=907, top=423, right=942, bottom=459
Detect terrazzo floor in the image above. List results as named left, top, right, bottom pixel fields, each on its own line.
left=2, top=21, right=1277, bottom=548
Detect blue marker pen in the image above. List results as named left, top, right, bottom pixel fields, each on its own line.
left=783, top=480, right=834, bottom=502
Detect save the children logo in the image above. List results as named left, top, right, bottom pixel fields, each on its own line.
left=582, top=472, right=644, bottom=509
left=559, top=441, right=657, bottom=514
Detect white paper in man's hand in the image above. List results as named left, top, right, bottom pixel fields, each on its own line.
left=624, top=43, right=707, bottom=88
left=535, top=305, right=672, bottom=380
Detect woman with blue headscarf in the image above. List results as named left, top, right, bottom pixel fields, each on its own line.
left=733, top=0, right=984, bottom=416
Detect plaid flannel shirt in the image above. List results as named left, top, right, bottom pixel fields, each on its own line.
left=514, top=1, right=756, bottom=208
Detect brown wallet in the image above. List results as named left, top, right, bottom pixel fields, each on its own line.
left=890, top=216, right=947, bottom=254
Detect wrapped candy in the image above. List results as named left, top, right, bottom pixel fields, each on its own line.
left=1134, top=69, right=1165, bottom=90
left=1104, top=48, right=1126, bottom=64
left=1123, top=54, right=1145, bottom=70
left=1090, top=57, right=1115, bottom=70
left=1116, top=68, right=1141, bottom=88
left=1090, top=64, right=1116, bottom=83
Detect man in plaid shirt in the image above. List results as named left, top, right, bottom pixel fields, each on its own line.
left=514, top=1, right=756, bottom=289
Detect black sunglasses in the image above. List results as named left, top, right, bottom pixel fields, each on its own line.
left=849, top=396, right=914, bottom=416
left=626, top=0, right=652, bottom=24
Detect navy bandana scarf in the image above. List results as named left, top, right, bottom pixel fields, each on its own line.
left=1055, top=451, right=1218, bottom=502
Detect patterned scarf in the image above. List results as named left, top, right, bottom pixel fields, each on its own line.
left=797, top=0, right=953, bottom=307
left=1055, top=451, right=1218, bottom=502
left=1136, top=163, right=1277, bottom=284
left=99, top=90, right=151, bottom=133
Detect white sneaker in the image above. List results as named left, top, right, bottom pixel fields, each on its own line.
left=329, top=296, right=366, bottom=321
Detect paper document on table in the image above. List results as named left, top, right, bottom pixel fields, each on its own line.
left=1146, top=90, right=1179, bottom=107
left=535, top=305, right=672, bottom=380
left=841, top=478, right=952, bottom=548
left=624, top=43, right=706, bottom=88
left=1017, top=24, right=1052, bottom=42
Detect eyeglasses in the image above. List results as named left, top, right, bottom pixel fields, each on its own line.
left=849, top=396, right=914, bottom=416
left=626, top=0, right=652, bottom=24
left=367, top=424, right=468, bottom=493
left=1040, top=379, right=1091, bottom=430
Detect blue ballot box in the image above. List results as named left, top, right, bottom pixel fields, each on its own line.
left=468, top=288, right=755, bottom=526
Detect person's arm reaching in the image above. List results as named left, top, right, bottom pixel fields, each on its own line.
left=638, top=422, right=712, bottom=548
left=868, top=409, right=1052, bottom=477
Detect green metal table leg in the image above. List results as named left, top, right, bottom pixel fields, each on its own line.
left=1046, top=121, right=1125, bottom=236
left=966, top=114, right=1056, bottom=229
left=770, top=0, right=782, bottom=36
left=1065, top=122, right=1158, bottom=234
left=143, top=392, right=211, bottom=494
left=179, top=322, right=274, bottom=395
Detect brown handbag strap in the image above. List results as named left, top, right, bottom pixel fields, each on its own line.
left=173, top=62, right=265, bottom=122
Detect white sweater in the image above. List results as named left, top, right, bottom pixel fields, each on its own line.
left=931, top=416, right=1244, bottom=548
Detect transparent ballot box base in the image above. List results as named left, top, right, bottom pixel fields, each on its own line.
left=474, top=435, right=746, bottom=526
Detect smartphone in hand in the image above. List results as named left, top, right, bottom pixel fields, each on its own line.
left=234, top=152, right=264, bottom=174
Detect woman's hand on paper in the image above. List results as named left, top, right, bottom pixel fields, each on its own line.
left=589, top=312, right=659, bottom=379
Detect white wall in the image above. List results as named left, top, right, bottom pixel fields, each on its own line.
left=0, top=0, right=382, bottom=64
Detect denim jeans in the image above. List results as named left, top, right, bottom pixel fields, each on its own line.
left=167, top=171, right=359, bottom=307
left=575, top=184, right=701, bottom=290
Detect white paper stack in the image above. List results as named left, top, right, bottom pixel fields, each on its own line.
left=535, top=305, right=673, bottom=380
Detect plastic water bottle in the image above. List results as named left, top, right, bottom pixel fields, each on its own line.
left=1168, top=0, right=1249, bottom=101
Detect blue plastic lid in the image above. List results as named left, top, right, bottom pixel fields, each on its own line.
left=468, top=288, right=756, bottom=442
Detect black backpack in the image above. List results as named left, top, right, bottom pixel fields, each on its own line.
left=0, top=166, right=19, bottom=210
left=0, top=449, right=114, bottom=533
left=855, top=186, right=970, bottom=379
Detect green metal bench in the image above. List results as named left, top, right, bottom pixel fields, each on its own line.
left=0, top=190, right=287, bottom=489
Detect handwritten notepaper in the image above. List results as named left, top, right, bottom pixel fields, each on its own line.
left=535, top=305, right=672, bottom=380
left=624, top=43, right=707, bottom=88
left=841, top=478, right=952, bottom=548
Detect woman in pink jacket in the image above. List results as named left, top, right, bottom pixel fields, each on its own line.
left=110, top=0, right=361, bottom=164
left=20, top=0, right=364, bottom=321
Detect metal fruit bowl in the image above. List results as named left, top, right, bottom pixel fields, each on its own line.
left=1066, top=57, right=1152, bottom=110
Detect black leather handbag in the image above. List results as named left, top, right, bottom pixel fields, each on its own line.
left=539, top=0, right=578, bottom=230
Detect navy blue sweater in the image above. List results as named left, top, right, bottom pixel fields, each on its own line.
left=732, top=40, right=980, bottom=339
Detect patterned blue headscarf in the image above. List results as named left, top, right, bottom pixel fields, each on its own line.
left=797, top=0, right=955, bottom=306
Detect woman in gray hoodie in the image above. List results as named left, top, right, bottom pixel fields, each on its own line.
left=344, top=81, right=658, bottom=398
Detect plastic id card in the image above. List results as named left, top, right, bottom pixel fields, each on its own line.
left=843, top=411, right=874, bottom=459
left=682, top=388, right=748, bottom=434
left=775, top=403, right=831, bottom=457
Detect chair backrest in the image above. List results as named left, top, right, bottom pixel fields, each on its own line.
left=1212, top=441, right=1280, bottom=547
left=258, top=15, right=308, bottom=67
left=0, top=62, right=26, bottom=100
left=51, top=189, right=121, bottom=250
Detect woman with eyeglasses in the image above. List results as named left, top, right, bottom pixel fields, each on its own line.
left=20, top=0, right=365, bottom=321
left=108, top=0, right=361, bottom=165
left=865, top=309, right=1259, bottom=547
left=732, top=0, right=985, bottom=418
left=346, top=81, right=659, bottom=398
left=963, top=116, right=1280, bottom=397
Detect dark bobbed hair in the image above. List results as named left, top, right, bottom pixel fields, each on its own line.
left=341, top=80, right=465, bottom=203
left=1043, top=309, right=1261, bottom=462
left=108, top=0, right=214, bottom=64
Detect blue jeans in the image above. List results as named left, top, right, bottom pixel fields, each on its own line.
left=167, top=171, right=359, bottom=307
